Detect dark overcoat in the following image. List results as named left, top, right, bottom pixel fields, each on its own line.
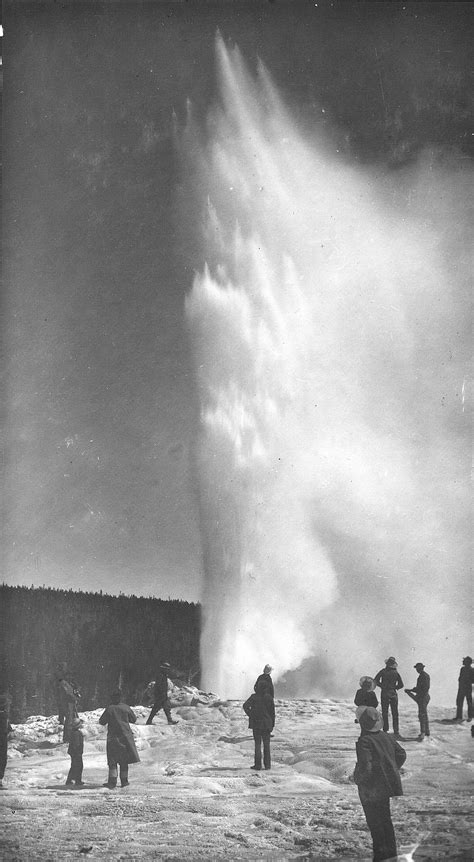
left=153, top=671, right=169, bottom=706
left=355, top=731, right=406, bottom=802
left=99, top=702, right=140, bottom=765
left=243, top=692, right=275, bottom=731
left=253, top=673, right=274, bottom=697
left=354, top=689, right=379, bottom=708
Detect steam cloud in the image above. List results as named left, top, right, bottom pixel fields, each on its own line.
left=185, top=37, right=471, bottom=700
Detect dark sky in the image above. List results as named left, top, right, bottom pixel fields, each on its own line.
left=3, top=0, right=472, bottom=603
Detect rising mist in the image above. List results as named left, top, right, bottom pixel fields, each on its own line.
left=184, top=36, right=471, bottom=701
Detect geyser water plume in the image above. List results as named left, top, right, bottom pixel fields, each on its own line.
left=185, top=37, right=471, bottom=700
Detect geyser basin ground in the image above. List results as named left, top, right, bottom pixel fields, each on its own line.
left=1, top=700, right=472, bottom=860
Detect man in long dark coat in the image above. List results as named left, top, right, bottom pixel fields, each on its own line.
left=405, top=662, right=430, bottom=740
left=373, top=657, right=404, bottom=739
left=146, top=662, right=178, bottom=725
left=99, top=690, right=140, bottom=788
left=354, top=707, right=406, bottom=862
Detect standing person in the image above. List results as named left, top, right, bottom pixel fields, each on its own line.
left=55, top=663, right=79, bottom=743
left=405, top=663, right=431, bottom=741
left=0, top=691, right=13, bottom=790
left=354, top=706, right=406, bottom=862
left=65, top=717, right=85, bottom=787
left=455, top=656, right=473, bottom=721
left=374, top=657, right=404, bottom=739
left=354, top=677, right=379, bottom=722
left=254, top=664, right=274, bottom=697
left=243, top=679, right=275, bottom=771
left=99, top=690, right=140, bottom=789
left=146, top=662, right=178, bottom=725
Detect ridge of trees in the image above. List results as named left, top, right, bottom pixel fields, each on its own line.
left=0, top=584, right=201, bottom=722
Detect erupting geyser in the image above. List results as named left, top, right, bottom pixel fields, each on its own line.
left=185, top=37, right=471, bottom=699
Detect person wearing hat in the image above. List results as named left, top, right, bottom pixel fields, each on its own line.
left=254, top=664, right=274, bottom=697
left=99, top=690, right=140, bottom=788
left=373, top=658, right=404, bottom=739
left=405, top=663, right=430, bottom=740
left=354, top=707, right=406, bottom=862
left=354, top=677, right=379, bottom=723
left=65, top=716, right=85, bottom=787
left=455, top=656, right=474, bottom=721
left=146, top=662, right=178, bottom=726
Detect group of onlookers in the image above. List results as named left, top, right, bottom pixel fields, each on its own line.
left=0, top=654, right=472, bottom=861
left=355, top=656, right=429, bottom=741
left=59, top=660, right=178, bottom=788
left=351, top=654, right=473, bottom=862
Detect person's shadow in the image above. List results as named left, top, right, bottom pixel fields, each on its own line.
left=43, top=783, right=104, bottom=791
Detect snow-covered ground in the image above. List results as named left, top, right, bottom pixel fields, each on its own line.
left=1, top=696, right=473, bottom=860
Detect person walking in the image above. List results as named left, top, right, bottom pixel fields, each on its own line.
left=254, top=664, right=274, bottom=697
left=243, top=678, right=275, bottom=771
left=455, top=656, right=473, bottom=721
left=99, top=690, right=140, bottom=789
left=374, top=657, right=404, bottom=739
left=55, top=663, right=79, bottom=743
left=65, top=717, right=85, bottom=787
left=146, top=662, right=178, bottom=725
left=405, top=662, right=430, bottom=741
left=354, top=706, right=406, bottom=862
left=0, top=691, right=13, bottom=790
left=354, top=676, right=379, bottom=723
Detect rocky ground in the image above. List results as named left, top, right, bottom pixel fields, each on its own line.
left=0, top=697, right=473, bottom=861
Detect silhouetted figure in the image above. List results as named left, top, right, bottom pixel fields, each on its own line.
left=146, top=662, right=178, bottom=725
left=354, top=677, right=379, bottom=722
left=354, top=707, right=406, bottom=862
left=455, top=656, right=473, bottom=721
left=374, top=657, right=404, bottom=738
left=0, top=692, right=13, bottom=790
left=405, top=662, right=430, bottom=740
left=66, top=717, right=85, bottom=786
left=254, top=664, right=274, bottom=697
left=243, top=679, right=275, bottom=771
left=55, top=663, right=79, bottom=743
left=99, top=690, right=140, bottom=789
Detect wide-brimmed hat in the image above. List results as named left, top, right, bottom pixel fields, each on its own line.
left=359, top=707, right=383, bottom=733
left=263, top=664, right=273, bottom=674
left=463, top=656, right=473, bottom=665
left=359, top=676, right=375, bottom=690
left=385, top=656, right=398, bottom=667
left=414, top=663, right=425, bottom=670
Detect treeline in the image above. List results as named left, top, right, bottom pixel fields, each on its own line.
left=0, top=584, right=201, bottom=722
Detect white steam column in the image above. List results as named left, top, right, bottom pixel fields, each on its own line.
left=185, top=36, right=471, bottom=700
